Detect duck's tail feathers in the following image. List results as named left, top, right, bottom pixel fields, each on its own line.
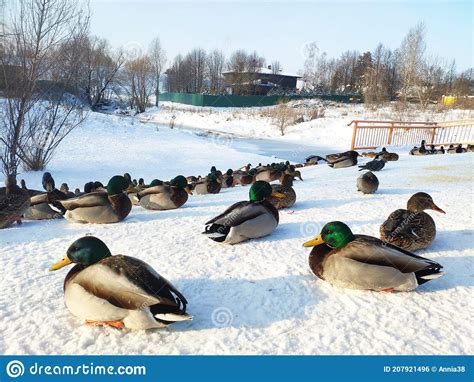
left=203, top=224, right=229, bottom=242
left=48, top=201, right=66, bottom=215
left=154, top=312, right=193, bottom=322
left=415, top=266, right=444, bottom=285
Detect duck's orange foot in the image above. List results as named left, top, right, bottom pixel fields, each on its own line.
left=85, top=320, right=124, bottom=328
left=382, top=288, right=394, bottom=293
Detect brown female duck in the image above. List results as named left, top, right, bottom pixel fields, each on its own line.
left=380, top=192, right=446, bottom=251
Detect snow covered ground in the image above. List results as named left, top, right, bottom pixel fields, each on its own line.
left=0, top=107, right=473, bottom=355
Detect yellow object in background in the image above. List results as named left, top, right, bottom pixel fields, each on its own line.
left=442, top=95, right=457, bottom=106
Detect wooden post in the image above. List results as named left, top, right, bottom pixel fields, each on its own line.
left=387, top=122, right=394, bottom=145
left=430, top=126, right=437, bottom=145
left=350, top=122, right=358, bottom=150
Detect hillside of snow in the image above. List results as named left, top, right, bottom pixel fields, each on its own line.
left=0, top=107, right=472, bottom=355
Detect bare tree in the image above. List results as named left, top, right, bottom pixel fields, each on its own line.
left=416, top=56, right=445, bottom=110
left=226, top=50, right=265, bottom=95
left=149, top=36, right=166, bottom=106
left=80, top=36, right=124, bottom=109
left=123, top=53, right=154, bottom=113
left=271, top=61, right=281, bottom=74
left=207, top=49, right=225, bottom=94
left=398, top=22, right=426, bottom=104
left=0, top=0, right=89, bottom=175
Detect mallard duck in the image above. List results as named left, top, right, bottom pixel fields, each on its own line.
left=305, top=155, right=327, bottom=166
left=60, top=183, right=76, bottom=198
left=303, top=221, right=443, bottom=291
left=361, top=151, right=378, bottom=158
left=434, top=146, right=446, bottom=154
left=24, top=172, right=67, bottom=220
left=380, top=192, right=445, bottom=251
left=467, top=144, right=474, bottom=152
left=326, top=150, right=360, bottom=168
left=135, top=176, right=191, bottom=210
left=51, top=175, right=132, bottom=224
left=49, top=236, right=191, bottom=330
left=358, top=158, right=386, bottom=171
left=409, top=140, right=427, bottom=155
left=203, top=181, right=283, bottom=244
left=0, top=175, right=30, bottom=229
left=376, top=148, right=399, bottom=161
left=254, top=166, right=282, bottom=182
left=267, top=174, right=296, bottom=209
left=233, top=168, right=256, bottom=186
left=221, top=169, right=235, bottom=188
left=193, top=172, right=222, bottom=194
left=357, top=171, right=379, bottom=194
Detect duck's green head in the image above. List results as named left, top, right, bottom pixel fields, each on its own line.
left=226, top=169, right=233, bottom=176
left=149, top=179, right=163, bottom=187
left=303, top=221, right=354, bottom=249
left=106, top=175, right=128, bottom=195
left=170, top=175, right=192, bottom=194
left=49, top=236, right=112, bottom=271
left=249, top=181, right=284, bottom=201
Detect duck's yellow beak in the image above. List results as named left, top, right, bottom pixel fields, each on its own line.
left=49, top=256, right=72, bottom=271
left=184, top=186, right=193, bottom=195
left=303, top=234, right=324, bottom=247
left=271, top=191, right=285, bottom=198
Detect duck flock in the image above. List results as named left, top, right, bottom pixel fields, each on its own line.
left=1, top=140, right=469, bottom=331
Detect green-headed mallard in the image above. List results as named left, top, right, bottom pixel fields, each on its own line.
left=193, top=172, right=222, bottom=195
left=24, top=172, right=67, bottom=220
left=135, top=176, right=191, bottom=210
left=356, top=171, right=379, bottom=194
left=49, top=236, right=191, bottom=330
left=52, top=175, right=132, bottom=224
left=0, top=175, right=30, bottom=229
left=326, top=151, right=360, bottom=168
left=303, top=221, right=443, bottom=291
left=380, top=192, right=445, bottom=251
left=267, top=174, right=296, bottom=209
left=203, top=181, right=283, bottom=244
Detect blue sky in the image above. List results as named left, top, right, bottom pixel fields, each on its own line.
left=90, top=0, right=473, bottom=73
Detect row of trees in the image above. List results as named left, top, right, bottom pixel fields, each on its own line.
left=302, top=23, right=472, bottom=107
left=165, top=49, right=270, bottom=94
left=0, top=0, right=167, bottom=175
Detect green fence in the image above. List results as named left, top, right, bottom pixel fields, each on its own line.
left=160, top=92, right=362, bottom=107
